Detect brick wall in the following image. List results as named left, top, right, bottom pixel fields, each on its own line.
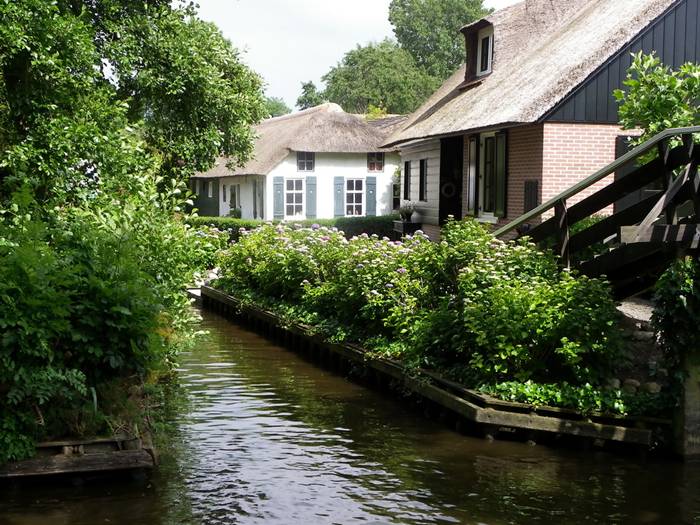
left=541, top=122, right=632, bottom=214
left=506, top=125, right=544, bottom=220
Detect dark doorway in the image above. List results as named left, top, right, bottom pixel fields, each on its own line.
left=439, top=136, right=464, bottom=224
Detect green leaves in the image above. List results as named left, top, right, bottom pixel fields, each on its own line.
left=615, top=51, right=700, bottom=144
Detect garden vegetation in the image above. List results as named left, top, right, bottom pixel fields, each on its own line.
left=210, top=220, right=666, bottom=416
left=0, top=0, right=264, bottom=462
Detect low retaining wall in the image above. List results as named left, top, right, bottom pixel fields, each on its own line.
left=201, top=286, right=671, bottom=453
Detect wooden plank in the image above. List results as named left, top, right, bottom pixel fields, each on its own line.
left=0, top=450, right=154, bottom=479
left=621, top=224, right=700, bottom=247
left=36, top=436, right=136, bottom=448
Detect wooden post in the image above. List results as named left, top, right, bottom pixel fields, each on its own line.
left=676, top=349, right=700, bottom=458
left=554, top=199, right=570, bottom=267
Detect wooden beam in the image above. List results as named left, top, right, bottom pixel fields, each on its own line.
left=554, top=199, right=570, bottom=267
left=0, top=450, right=154, bottom=478
left=621, top=224, right=700, bottom=248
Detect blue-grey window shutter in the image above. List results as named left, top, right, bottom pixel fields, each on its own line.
left=366, top=176, right=376, bottom=216
left=334, top=176, right=344, bottom=217
left=273, top=176, right=284, bottom=219
left=306, top=176, right=317, bottom=219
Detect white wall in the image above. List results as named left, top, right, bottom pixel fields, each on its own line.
left=217, top=175, right=265, bottom=220
left=263, top=151, right=399, bottom=221
left=399, top=140, right=441, bottom=226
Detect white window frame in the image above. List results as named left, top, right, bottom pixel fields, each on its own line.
left=230, top=184, right=241, bottom=210
left=285, top=178, right=304, bottom=218
left=207, top=181, right=213, bottom=198
left=476, top=26, right=494, bottom=77
left=345, top=178, right=365, bottom=217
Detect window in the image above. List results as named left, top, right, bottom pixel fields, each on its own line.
left=392, top=181, right=400, bottom=210
left=207, top=181, right=213, bottom=198
left=194, top=179, right=200, bottom=194
left=479, top=131, right=507, bottom=218
left=346, top=179, right=363, bottom=216
left=367, top=152, right=384, bottom=172
left=222, top=184, right=227, bottom=202
left=476, top=26, right=494, bottom=76
left=419, top=159, right=428, bottom=201
left=403, top=161, right=411, bottom=200
left=230, top=184, right=240, bottom=209
left=285, top=179, right=304, bottom=217
left=297, top=151, right=315, bottom=171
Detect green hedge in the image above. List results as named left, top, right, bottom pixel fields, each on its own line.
left=187, top=215, right=398, bottom=241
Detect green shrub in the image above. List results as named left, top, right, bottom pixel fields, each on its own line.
left=214, top=218, right=624, bottom=413
left=653, top=257, right=700, bottom=392
left=0, top=196, right=199, bottom=463
left=187, top=215, right=398, bottom=242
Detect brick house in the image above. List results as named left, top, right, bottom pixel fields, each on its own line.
left=383, top=0, right=699, bottom=239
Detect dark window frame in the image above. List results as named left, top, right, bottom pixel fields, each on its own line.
left=403, top=161, right=411, bottom=200
left=367, top=152, right=385, bottom=172
left=297, top=151, right=315, bottom=172
left=419, top=159, right=428, bottom=201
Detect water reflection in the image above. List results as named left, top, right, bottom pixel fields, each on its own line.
left=1, top=308, right=700, bottom=524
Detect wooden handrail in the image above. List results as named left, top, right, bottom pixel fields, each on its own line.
left=494, top=126, right=700, bottom=238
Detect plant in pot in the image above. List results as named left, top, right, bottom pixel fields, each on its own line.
left=399, top=202, right=416, bottom=222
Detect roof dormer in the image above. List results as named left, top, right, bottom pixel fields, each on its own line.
left=460, top=20, right=494, bottom=86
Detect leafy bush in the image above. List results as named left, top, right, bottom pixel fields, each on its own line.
left=215, top=219, right=624, bottom=412
left=652, top=257, right=700, bottom=393
left=187, top=215, right=398, bottom=242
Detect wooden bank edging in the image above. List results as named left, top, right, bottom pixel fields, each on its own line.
left=201, top=286, right=663, bottom=448
left=0, top=435, right=156, bottom=479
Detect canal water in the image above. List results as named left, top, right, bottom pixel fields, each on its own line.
left=2, top=308, right=700, bottom=524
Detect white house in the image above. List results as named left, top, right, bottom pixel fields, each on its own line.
left=192, top=104, right=405, bottom=220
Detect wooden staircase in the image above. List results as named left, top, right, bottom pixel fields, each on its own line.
left=494, top=126, right=700, bottom=299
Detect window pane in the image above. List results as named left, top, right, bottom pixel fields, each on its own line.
left=287, top=180, right=294, bottom=190
left=295, top=180, right=302, bottom=190
left=346, top=205, right=353, bottom=215
left=356, top=180, right=363, bottom=191
left=355, top=205, right=362, bottom=215
left=347, top=180, right=353, bottom=191
left=295, top=193, right=302, bottom=204
left=294, top=204, right=302, bottom=214
left=481, top=37, right=490, bottom=72
left=286, top=194, right=293, bottom=204
left=356, top=194, right=362, bottom=204
left=286, top=205, right=293, bottom=215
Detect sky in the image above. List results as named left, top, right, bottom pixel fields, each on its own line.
left=196, top=0, right=521, bottom=110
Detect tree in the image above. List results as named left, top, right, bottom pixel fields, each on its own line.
left=389, top=0, right=489, bottom=80
left=265, top=96, right=292, bottom=117
left=296, top=81, right=324, bottom=110
left=614, top=52, right=700, bottom=143
left=322, top=39, right=439, bottom=114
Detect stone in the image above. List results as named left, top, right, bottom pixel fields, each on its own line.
left=623, top=378, right=640, bottom=394
left=606, top=378, right=621, bottom=390
left=644, top=382, right=662, bottom=394
left=632, top=331, right=656, bottom=342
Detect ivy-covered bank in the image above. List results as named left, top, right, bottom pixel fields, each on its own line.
left=213, top=220, right=672, bottom=417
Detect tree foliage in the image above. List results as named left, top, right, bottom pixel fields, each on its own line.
left=322, top=39, right=439, bottom=114
left=265, top=96, right=292, bottom=117
left=614, top=52, right=700, bottom=143
left=0, top=0, right=263, bottom=461
left=296, top=81, right=325, bottom=110
left=389, top=0, right=489, bottom=80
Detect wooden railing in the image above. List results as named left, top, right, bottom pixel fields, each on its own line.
left=494, top=127, right=700, bottom=274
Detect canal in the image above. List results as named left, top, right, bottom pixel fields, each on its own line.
left=2, top=308, right=700, bottom=524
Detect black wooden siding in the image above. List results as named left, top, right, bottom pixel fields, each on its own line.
left=546, top=0, right=699, bottom=124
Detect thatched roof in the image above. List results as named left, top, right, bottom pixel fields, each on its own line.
left=195, top=104, right=407, bottom=179
left=383, top=0, right=675, bottom=147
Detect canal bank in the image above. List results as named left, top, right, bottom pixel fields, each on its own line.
left=1, top=308, right=699, bottom=524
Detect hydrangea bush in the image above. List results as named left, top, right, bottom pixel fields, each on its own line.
left=215, top=219, right=626, bottom=411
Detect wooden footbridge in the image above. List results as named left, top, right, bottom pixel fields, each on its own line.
left=495, top=126, right=700, bottom=300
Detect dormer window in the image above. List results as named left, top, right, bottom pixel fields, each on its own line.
left=476, top=26, right=494, bottom=76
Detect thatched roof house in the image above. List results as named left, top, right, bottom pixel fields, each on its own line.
left=192, top=104, right=407, bottom=220
left=384, top=0, right=677, bottom=147
left=387, top=0, right=695, bottom=238
left=197, top=103, right=406, bottom=179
